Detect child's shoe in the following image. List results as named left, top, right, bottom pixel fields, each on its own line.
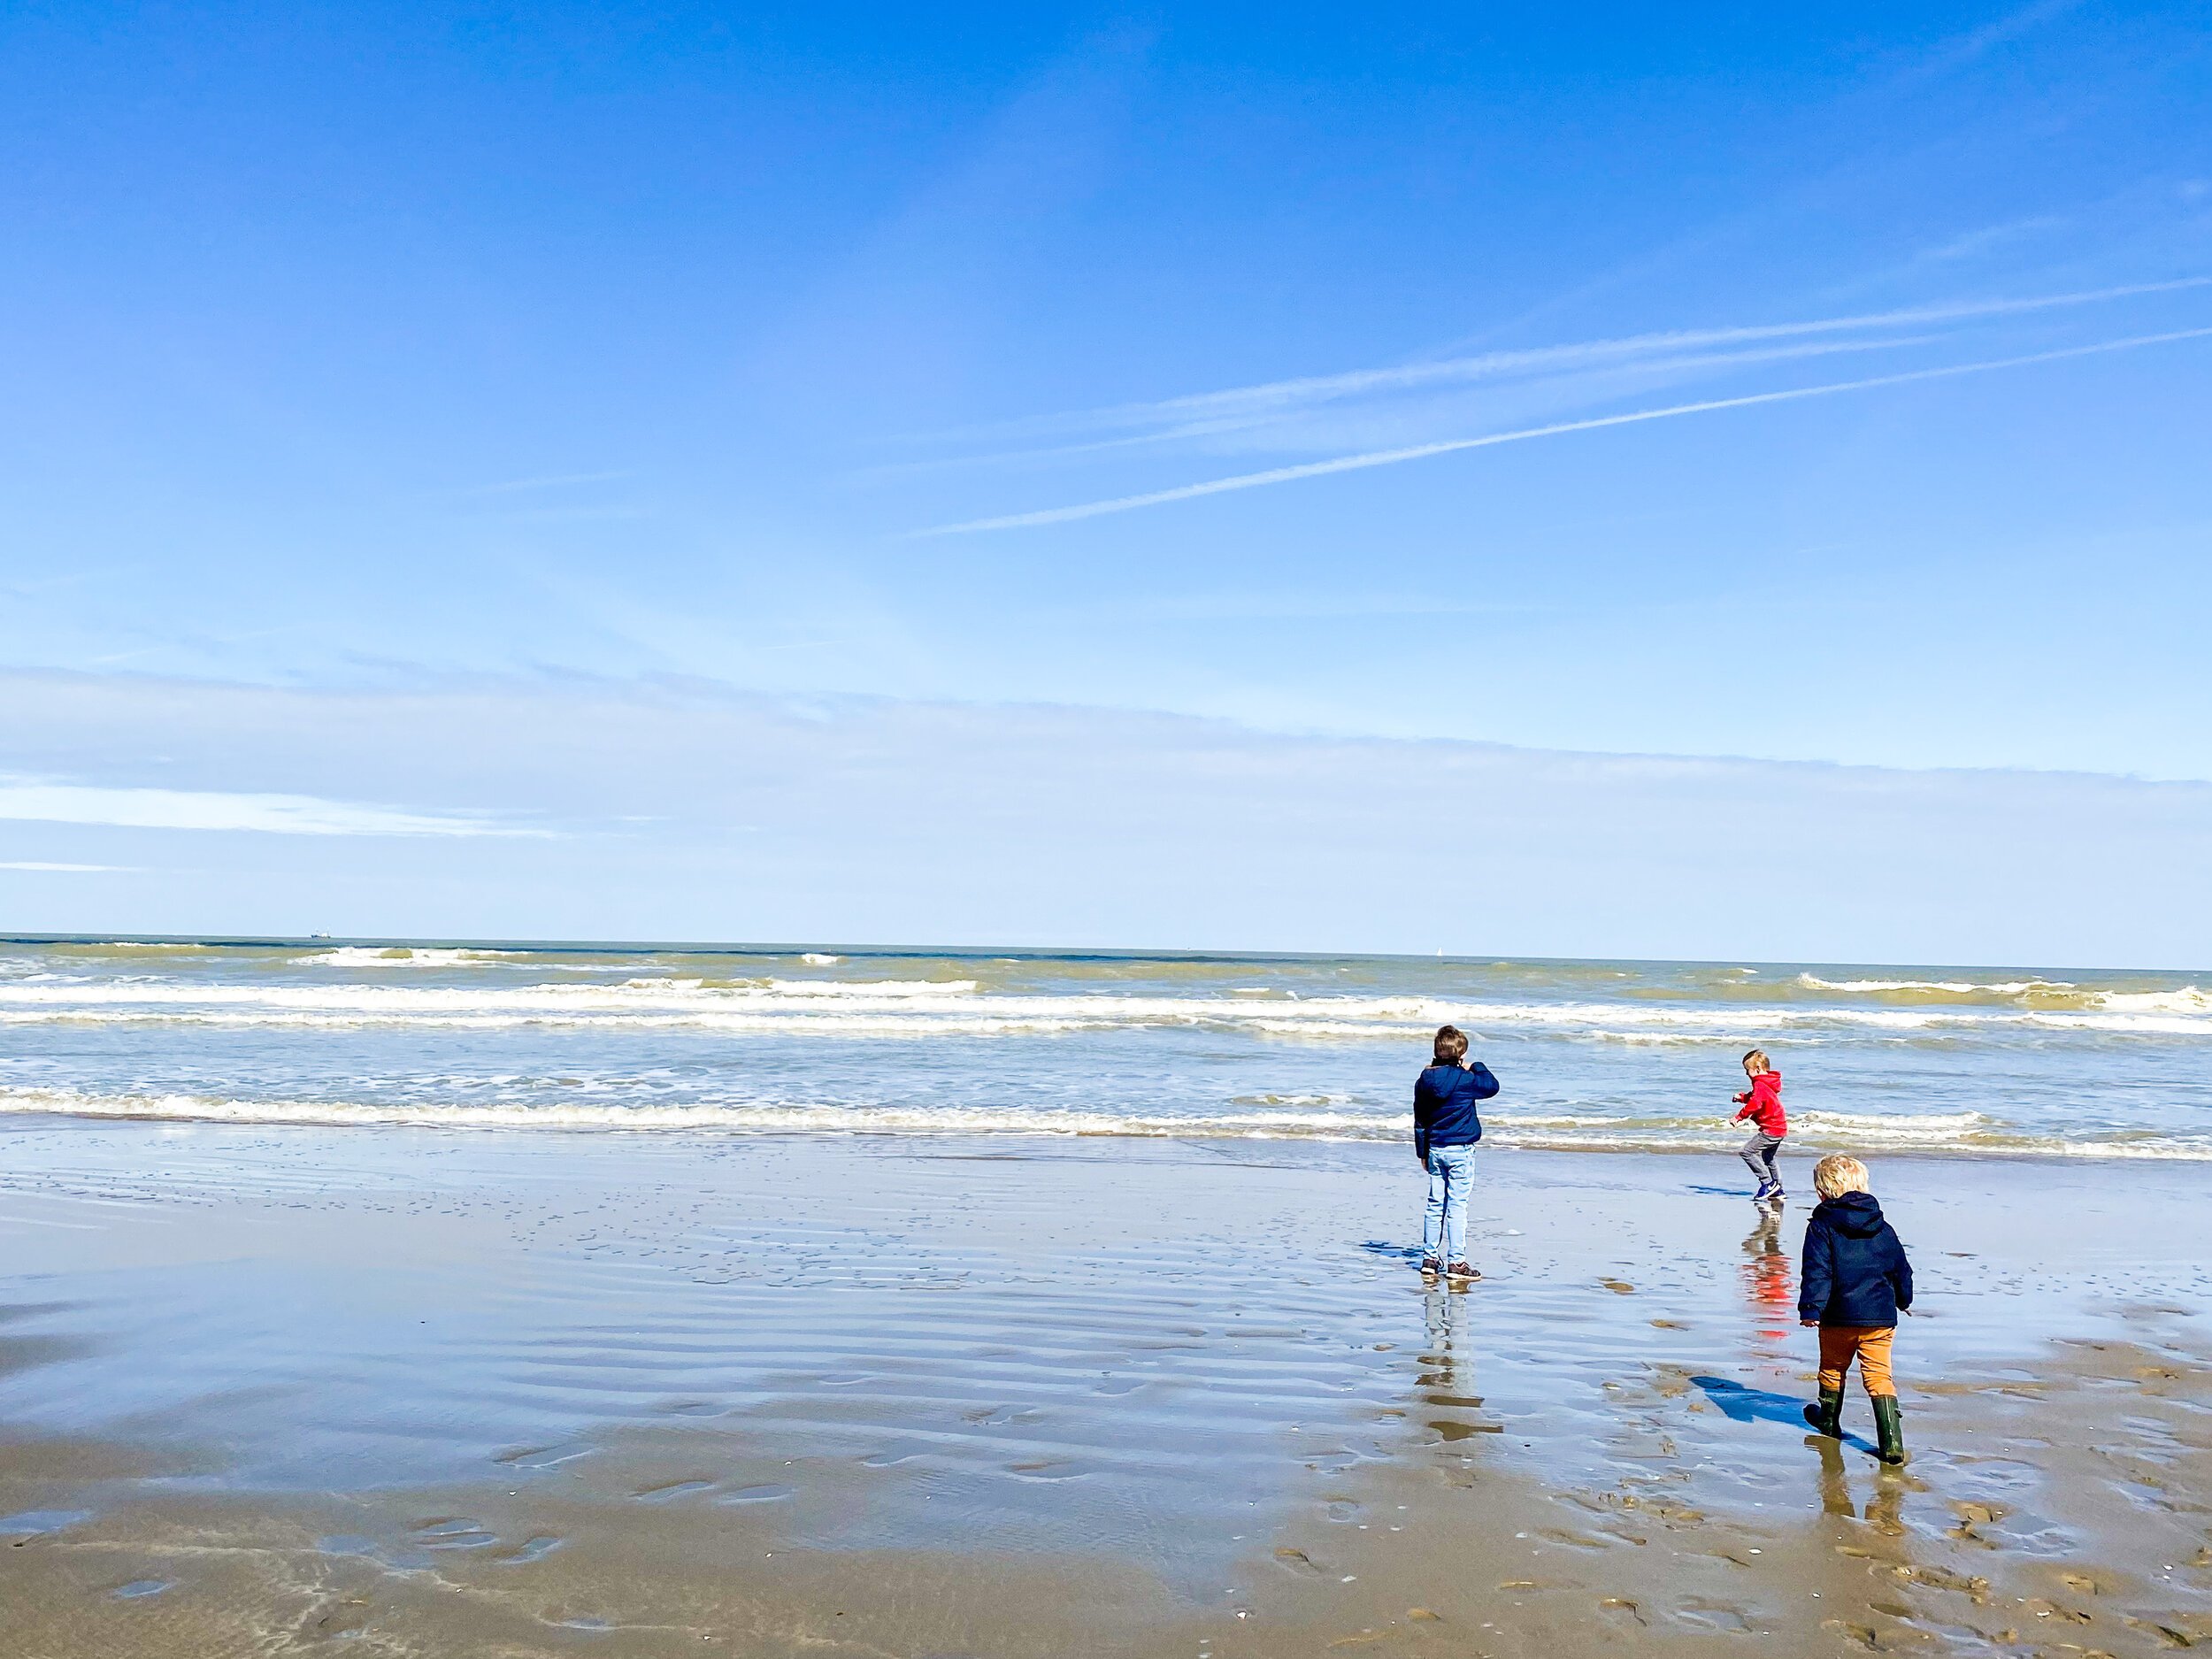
left=1445, top=1261, right=1480, bottom=1286
left=1802, top=1386, right=1844, bottom=1438
left=1872, top=1394, right=1909, bottom=1465
left=1420, top=1257, right=1440, bottom=1282
left=1753, top=1180, right=1778, bottom=1202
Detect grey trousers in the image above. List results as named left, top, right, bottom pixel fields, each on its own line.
left=1740, top=1132, right=1784, bottom=1187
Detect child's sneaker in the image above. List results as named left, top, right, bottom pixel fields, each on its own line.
left=1753, top=1181, right=1778, bottom=1202
left=1445, top=1261, right=1480, bottom=1286
left=1420, top=1257, right=1440, bottom=1282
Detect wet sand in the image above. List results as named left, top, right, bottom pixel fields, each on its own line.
left=3, top=1123, right=2208, bottom=1655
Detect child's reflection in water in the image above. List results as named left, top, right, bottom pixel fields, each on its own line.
left=1417, top=1287, right=1486, bottom=1443
left=1814, top=1438, right=1907, bottom=1531
left=1742, top=1208, right=1795, bottom=1349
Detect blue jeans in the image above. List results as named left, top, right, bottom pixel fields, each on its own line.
left=1424, top=1141, right=1477, bottom=1264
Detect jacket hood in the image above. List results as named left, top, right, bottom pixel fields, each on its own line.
left=1823, top=1190, right=1886, bottom=1237
left=1755, top=1069, right=1781, bottom=1087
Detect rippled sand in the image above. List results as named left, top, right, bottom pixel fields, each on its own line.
left=2, top=1124, right=2208, bottom=1655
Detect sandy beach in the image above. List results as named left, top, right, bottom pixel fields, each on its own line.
left=2, top=1122, right=2208, bottom=1656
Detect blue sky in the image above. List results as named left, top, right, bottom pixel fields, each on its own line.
left=3, top=2, right=2209, bottom=960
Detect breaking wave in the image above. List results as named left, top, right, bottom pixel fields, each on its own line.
left=1, top=1087, right=2201, bottom=1159
left=1, top=974, right=2205, bottom=1039
left=296, top=946, right=532, bottom=967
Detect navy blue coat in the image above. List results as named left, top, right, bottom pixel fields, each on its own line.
left=1413, top=1060, right=1500, bottom=1159
left=1798, top=1192, right=1915, bottom=1326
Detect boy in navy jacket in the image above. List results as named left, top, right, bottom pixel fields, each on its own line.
left=1414, top=1025, right=1500, bottom=1287
left=1799, top=1154, right=1916, bottom=1464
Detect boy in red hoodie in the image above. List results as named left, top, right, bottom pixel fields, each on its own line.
left=1732, top=1048, right=1786, bottom=1202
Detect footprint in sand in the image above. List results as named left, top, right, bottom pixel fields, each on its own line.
left=1670, top=1599, right=1752, bottom=1632
left=631, top=1479, right=717, bottom=1503
left=1006, top=1460, right=1086, bottom=1480
left=110, top=1578, right=174, bottom=1601
left=860, top=1440, right=935, bottom=1468
left=493, top=1442, right=596, bottom=1471
left=410, top=1517, right=499, bottom=1550
left=491, top=1535, right=563, bottom=1565
left=716, top=1483, right=795, bottom=1505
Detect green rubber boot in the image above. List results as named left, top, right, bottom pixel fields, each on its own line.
left=1871, top=1394, right=1909, bottom=1465
left=1802, top=1386, right=1844, bottom=1438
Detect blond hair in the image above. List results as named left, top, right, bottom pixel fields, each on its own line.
left=1813, top=1154, right=1870, bottom=1200
left=1742, top=1048, right=1771, bottom=1073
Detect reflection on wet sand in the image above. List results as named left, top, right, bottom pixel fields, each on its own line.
left=1740, top=1204, right=1795, bottom=1348
left=1814, top=1435, right=1907, bottom=1531
left=1417, top=1287, right=1498, bottom=1445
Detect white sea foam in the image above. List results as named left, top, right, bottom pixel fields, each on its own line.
left=0, top=1086, right=2200, bottom=1159
left=0, top=974, right=2205, bottom=1040
left=2092, top=986, right=2212, bottom=1015
left=299, top=946, right=528, bottom=967
left=799, top=953, right=842, bottom=965
left=1795, top=973, right=2062, bottom=996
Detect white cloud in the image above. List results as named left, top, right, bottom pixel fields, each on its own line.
left=0, top=779, right=549, bottom=838
left=1, top=671, right=2206, bottom=965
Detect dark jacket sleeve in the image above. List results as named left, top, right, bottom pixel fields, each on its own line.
left=1888, top=1229, right=1914, bottom=1313
left=1797, top=1215, right=1832, bottom=1324
left=1465, top=1062, right=1500, bottom=1100
left=1413, top=1072, right=1433, bottom=1163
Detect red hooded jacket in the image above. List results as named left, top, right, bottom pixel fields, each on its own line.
left=1732, top=1070, right=1785, bottom=1135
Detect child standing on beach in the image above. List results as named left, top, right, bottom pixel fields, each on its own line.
left=1799, top=1153, right=1915, bottom=1465
left=1732, top=1048, right=1786, bottom=1201
left=1414, top=1025, right=1499, bottom=1288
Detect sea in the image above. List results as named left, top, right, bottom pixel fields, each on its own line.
left=1, top=938, right=2206, bottom=1159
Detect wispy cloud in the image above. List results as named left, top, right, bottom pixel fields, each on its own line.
left=926, top=278, right=2211, bottom=453
left=865, top=331, right=1958, bottom=480
left=0, top=860, right=139, bottom=872
left=0, top=780, right=553, bottom=838
left=918, top=325, right=2212, bottom=534
left=1913, top=216, right=2067, bottom=264
left=4, top=669, right=2207, bottom=964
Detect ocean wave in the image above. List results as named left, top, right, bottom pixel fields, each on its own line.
left=1792, top=972, right=2210, bottom=1018
left=1794, top=973, right=2064, bottom=996
left=0, top=975, right=2206, bottom=1040
left=296, top=946, right=532, bottom=967
left=1, top=1087, right=2202, bottom=1159
left=2093, top=987, right=2212, bottom=1015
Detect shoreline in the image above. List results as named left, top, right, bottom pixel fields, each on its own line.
left=0, top=1105, right=2200, bottom=1161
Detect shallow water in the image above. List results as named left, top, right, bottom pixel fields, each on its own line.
left=1, top=938, right=2207, bottom=1156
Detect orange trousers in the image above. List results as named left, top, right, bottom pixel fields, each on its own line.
left=1817, top=1325, right=1898, bottom=1398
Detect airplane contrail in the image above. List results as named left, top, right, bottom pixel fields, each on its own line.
left=916, top=325, right=2212, bottom=536
left=924, top=276, right=2212, bottom=443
